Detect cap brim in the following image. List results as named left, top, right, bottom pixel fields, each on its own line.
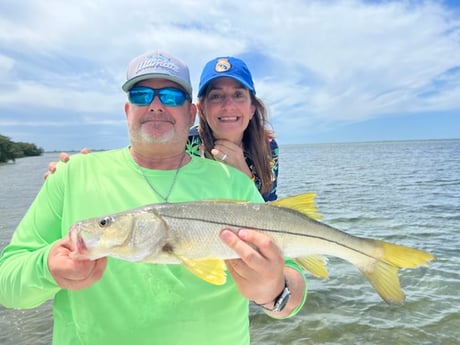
left=122, top=73, right=193, bottom=96
left=197, top=74, right=255, bottom=97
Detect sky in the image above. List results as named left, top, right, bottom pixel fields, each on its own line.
left=0, top=0, right=459, bottom=151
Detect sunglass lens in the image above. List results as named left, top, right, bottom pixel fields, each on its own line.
left=159, top=88, right=187, bottom=106
left=128, top=87, right=188, bottom=106
left=129, top=88, right=153, bottom=105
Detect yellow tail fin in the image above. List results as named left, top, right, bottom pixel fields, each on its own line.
left=361, top=240, right=434, bottom=304
left=378, top=240, right=434, bottom=268
left=362, top=261, right=405, bottom=304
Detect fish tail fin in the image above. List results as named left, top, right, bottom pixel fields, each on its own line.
left=361, top=240, right=434, bottom=304
left=295, top=255, right=329, bottom=279
left=361, top=261, right=406, bottom=304
left=377, top=240, right=434, bottom=268
left=270, top=193, right=322, bottom=220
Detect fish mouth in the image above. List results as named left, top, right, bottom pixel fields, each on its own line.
left=69, top=223, right=88, bottom=259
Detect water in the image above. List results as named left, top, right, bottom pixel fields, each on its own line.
left=1, top=140, right=459, bottom=344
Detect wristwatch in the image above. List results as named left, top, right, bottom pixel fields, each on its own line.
left=255, top=278, right=291, bottom=313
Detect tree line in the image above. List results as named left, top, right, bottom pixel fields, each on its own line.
left=0, top=134, right=44, bottom=163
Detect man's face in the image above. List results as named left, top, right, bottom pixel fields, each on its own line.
left=125, top=79, right=196, bottom=145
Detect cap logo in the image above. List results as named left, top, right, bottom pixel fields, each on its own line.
left=135, top=53, right=179, bottom=75
left=214, top=58, right=231, bottom=73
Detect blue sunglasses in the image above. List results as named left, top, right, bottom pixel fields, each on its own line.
left=128, top=86, right=191, bottom=107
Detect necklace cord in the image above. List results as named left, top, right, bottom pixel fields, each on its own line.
left=137, top=153, right=187, bottom=203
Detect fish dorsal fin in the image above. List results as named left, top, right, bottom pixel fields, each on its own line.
left=177, top=255, right=227, bottom=285
left=295, top=255, right=329, bottom=279
left=269, top=193, right=322, bottom=220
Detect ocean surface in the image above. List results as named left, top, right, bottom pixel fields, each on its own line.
left=0, top=139, right=459, bottom=344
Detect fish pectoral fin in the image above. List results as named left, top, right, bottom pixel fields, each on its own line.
left=295, top=255, right=329, bottom=279
left=269, top=193, right=322, bottom=220
left=178, top=256, right=227, bottom=285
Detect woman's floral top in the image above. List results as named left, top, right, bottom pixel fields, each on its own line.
left=186, top=126, right=279, bottom=201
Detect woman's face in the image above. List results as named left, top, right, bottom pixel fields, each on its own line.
left=200, top=77, right=256, bottom=142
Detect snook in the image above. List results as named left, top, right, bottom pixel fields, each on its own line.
left=69, top=193, right=434, bottom=304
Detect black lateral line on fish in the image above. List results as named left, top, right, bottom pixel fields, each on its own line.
left=163, top=214, right=383, bottom=264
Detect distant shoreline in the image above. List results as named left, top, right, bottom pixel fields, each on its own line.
left=43, top=138, right=460, bottom=153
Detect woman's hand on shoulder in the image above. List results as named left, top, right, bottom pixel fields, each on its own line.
left=43, top=148, right=91, bottom=180
left=211, top=140, right=252, bottom=177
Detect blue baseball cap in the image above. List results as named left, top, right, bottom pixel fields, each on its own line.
left=197, top=56, right=256, bottom=97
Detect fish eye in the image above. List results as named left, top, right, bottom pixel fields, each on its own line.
left=98, top=217, right=111, bottom=228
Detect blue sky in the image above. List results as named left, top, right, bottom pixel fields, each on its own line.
left=0, top=0, right=459, bottom=151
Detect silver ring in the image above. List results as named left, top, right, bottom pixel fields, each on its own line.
left=221, top=153, right=228, bottom=162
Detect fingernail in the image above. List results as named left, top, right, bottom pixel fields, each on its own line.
left=220, top=229, right=232, bottom=243
left=237, top=229, right=249, bottom=240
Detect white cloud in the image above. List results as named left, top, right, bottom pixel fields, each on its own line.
left=0, top=0, right=459, bottom=148
left=0, top=53, right=14, bottom=80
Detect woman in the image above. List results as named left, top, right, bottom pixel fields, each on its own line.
left=45, top=57, right=279, bottom=201
left=187, top=56, right=278, bottom=201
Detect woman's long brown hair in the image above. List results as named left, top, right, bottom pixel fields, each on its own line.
left=198, top=92, right=275, bottom=195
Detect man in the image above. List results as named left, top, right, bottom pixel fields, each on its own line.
left=0, top=50, right=307, bottom=345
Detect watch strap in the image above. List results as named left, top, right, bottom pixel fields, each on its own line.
left=253, top=277, right=291, bottom=312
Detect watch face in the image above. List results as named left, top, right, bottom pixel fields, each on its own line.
left=254, top=278, right=291, bottom=312
left=273, top=284, right=291, bottom=312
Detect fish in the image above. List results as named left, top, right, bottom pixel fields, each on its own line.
left=69, top=193, right=434, bottom=304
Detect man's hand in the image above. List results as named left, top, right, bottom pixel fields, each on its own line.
left=48, top=237, right=107, bottom=290
left=220, top=228, right=285, bottom=303
left=220, top=228, right=306, bottom=318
